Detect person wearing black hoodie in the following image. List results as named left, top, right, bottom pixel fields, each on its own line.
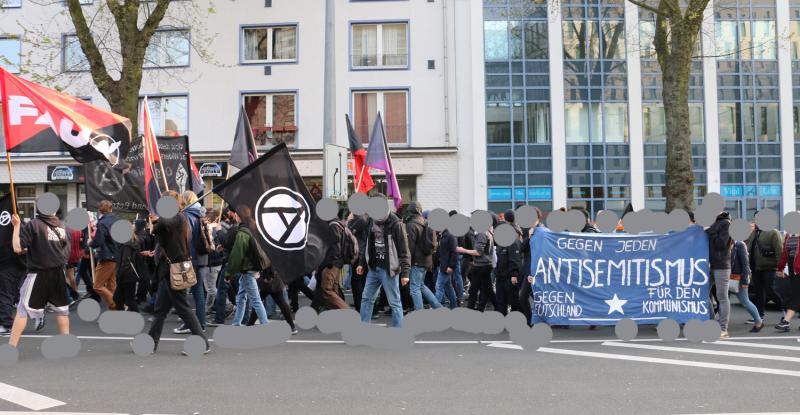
left=405, top=202, right=441, bottom=310
left=316, top=211, right=350, bottom=310
left=495, top=209, right=523, bottom=315
left=707, top=211, right=733, bottom=339
left=356, top=200, right=411, bottom=327
left=436, top=227, right=459, bottom=309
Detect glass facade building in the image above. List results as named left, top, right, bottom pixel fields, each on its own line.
left=484, top=0, right=799, bottom=219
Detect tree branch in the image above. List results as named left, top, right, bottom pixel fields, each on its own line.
left=627, top=0, right=671, bottom=19
left=65, top=0, right=116, bottom=93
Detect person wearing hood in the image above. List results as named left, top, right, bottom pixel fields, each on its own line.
left=467, top=211, right=495, bottom=312
left=356, top=195, right=411, bottom=327
left=316, top=209, right=350, bottom=310
left=495, top=209, right=523, bottom=315
left=174, top=191, right=209, bottom=333
left=707, top=211, right=733, bottom=338
left=745, top=217, right=783, bottom=322
left=404, top=202, right=441, bottom=310
left=7, top=207, right=71, bottom=347
left=89, top=200, right=120, bottom=310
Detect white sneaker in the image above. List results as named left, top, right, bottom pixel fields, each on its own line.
left=719, top=331, right=730, bottom=339
left=0, top=326, right=10, bottom=336
left=173, top=326, right=191, bottom=334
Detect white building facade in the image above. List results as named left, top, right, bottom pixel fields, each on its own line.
left=0, top=0, right=487, bottom=217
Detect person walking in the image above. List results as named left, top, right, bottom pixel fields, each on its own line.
left=707, top=212, right=733, bottom=339
left=90, top=200, right=119, bottom=310
left=435, top=227, right=459, bottom=310
left=247, top=267, right=297, bottom=334
left=0, top=228, right=26, bottom=337
left=114, top=229, right=141, bottom=312
left=224, top=208, right=270, bottom=327
left=174, top=191, right=208, bottom=333
left=731, top=240, right=763, bottom=332
left=146, top=191, right=209, bottom=355
left=775, top=231, right=800, bottom=332
left=495, top=209, right=523, bottom=315
left=316, top=211, right=351, bottom=310
left=405, top=202, right=441, bottom=310
left=467, top=224, right=495, bottom=312
left=746, top=220, right=783, bottom=321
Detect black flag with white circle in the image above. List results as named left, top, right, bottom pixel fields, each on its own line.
left=213, top=143, right=335, bottom=282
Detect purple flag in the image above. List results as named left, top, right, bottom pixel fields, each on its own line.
left=364, top=112, right=402, bottom=209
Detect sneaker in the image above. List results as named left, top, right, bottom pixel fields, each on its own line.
left=719, top=331, right=730, bottom=339
left=181, top=346, right=212, bottom=356
left=749, top=323, right=764, bottom=333
left=775, top=320, right=791, bottom=332
left=35, top=317, right=45, bottom=332
left=207, top=321, right=222, bottom=327
left=0, top=326, right=10, bottom=336
left=173, top=326, right=191, bottom=334
left=291, top=328, right=298, bottom=335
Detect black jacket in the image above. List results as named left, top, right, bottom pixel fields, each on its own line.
left=405, top=204, right=433, bottom=269
left=731, top=240, right=751, bottom=285
left=437, top=229, right=458, bottom=275
left=358, top=212, right=411, bottom=279
left=707, top=212, right=733, bottom=270
left=90, top=213, right=120, bottom=262
left=496, top=222, right=522, bottom=279
left=153, top=214, right=191, bottom=279
left=320, top=220, right=344, bottom=269
left=116, top=239, right=141, bottom=284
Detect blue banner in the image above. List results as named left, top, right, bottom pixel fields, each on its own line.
left=530, top=226, right=711, bottom=326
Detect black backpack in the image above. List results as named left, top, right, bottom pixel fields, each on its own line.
left=332, top=220, right=359, bottom=265
left=418, top=222, right=436, bottom=257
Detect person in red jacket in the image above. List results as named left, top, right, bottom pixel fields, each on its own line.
left=776, top=232, right=800, bottom=332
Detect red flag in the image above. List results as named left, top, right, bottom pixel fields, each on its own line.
left=188, top=153, right=205, bottom=195
left=0, top=68, right=131, bottom=165
left=141, top=98, right=162, bottom=212
left=346, top=114, right=374, bottom=193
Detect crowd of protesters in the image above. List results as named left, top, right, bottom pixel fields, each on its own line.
left=1, top=195, right=800, bottom=353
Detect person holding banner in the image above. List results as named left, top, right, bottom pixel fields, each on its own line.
left=707, top=212, right=733, bottom=339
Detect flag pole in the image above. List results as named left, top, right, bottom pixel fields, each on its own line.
left=355, top=165, right=366, bottom=193
left=144, top=97, right=169, bottom=191
left=1, top=69, right=18, bottom=214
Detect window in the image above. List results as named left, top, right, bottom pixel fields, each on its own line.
left=241, top=25, right=297, bottom=63
left=1, top=0, right=21, bottom=7
left=792, top=21, right=800, bottom=61
left=138, top=96, right=188, bottom=137
left=353, top=90, right=408, bottom=144
left=351, top=22, right=408, bottom=68
left=643, top=104, right=704, bottom=143
left=716, top=21, right=775, bottom=60
left=484, top=21, right=509, bottom=61
left=0, top=37, right=21, bottom=73
left=564, top=103, right=628, bottom=143
left=63, top=35, right=89, bottom=72
left=243, top=92, right=297, bottom=149
left=144, top=30, right=190, bottom=68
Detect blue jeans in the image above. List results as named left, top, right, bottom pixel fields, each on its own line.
left=435, top=270, right=458, bottom=309
left=189, top=267, right=207, bottom=328
left=232, top=272, right=268, bottom=326
left=454, top=257, right=464, bottom=301
left=359, top=267, right=403, bottom=327
left=737, top=285, right=762, bottom=325
left=409, top=266, right=440, bottom=310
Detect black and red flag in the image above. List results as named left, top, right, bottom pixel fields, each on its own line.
left=0, top=68, right=131, bottom=165
left=229, top=105, right=258, bottom=170
left=188, top=154, right=205, bottom=195
left=141, top=97, right=163, bottom=213
left=346, top=114, right=374, bottom=193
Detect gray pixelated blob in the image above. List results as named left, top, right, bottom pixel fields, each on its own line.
left=0, top=344, right=18, bottom=367
left=614, top=318, right=638, bottom=341
left=694, top=204, right=718, bottom=228
left=564, top=209, right=585, bottom=232
left=98, top=310, right=145, bottom=335
left=348, top=193, right=369, bottom=216
left=755, top=208, right=779, bottom=231
left=652, top=212, right=672, bottom=235
left=482, top=311, right=506, bottom=335
left=341, top=321, right=372, bottom=346
left=156, top=196, right=179, bottom=219
left=294, top=306, right=318, bottom=330
left=494, top=223, right=518, bottom=248
left=451, top=308, right=482, bottom=334
left=213, top=322, right=291, bottom=350
left=622, top=211, right=642, bottom=234
left=784, top=211, right=800, bottom=234
left=41, top=334, right=80, bottom=359
left=702, top=192, right=725, bottom=213
left=367, top=196, right=389, bottom=221
left=637, top=209, right=656, bottom=233
left=316, top=198, right=339, bottom=221
left=667, top=209, right=690, bottom=233
left=595, top=210, right=619, bottom=233
left=131, top=333, right=155, bottom=356
left=515, top=205, right=539, bottom=228
left=729, top=218, right=753, bottom=241
left=657, top=319, right=680, bottom=341
left=530, top=323, right=553, bottom=346
left=36, top=193, right=60, bottom=216
left=404, top=309, right=444, bottom=336
left=429, top=307, right=454, bottom=332
left=110, top=219, right=133, bottom=244
left=510, top=325, right=550, bottom=351
left=317, top=309, right=359, bottom=334
left=545, top=210, right=567, bottom=231
left=369, top=326, right=415, bottom=351
left=77, top=299, right=101, bottom=322
left=183, top=335, right=207, bottom=358
left=470, top=210, right=494, bottom=233
left=504, top=311, right=528, bottom=333
left=448, top=213, right=471, bottom=238
left=65, top=208, right=90, bottom=230
left=701, top=320, right=722, bottom=343
left=683, top=319, right=704, bottom=343
left=427, top=209, right=450, bottom=232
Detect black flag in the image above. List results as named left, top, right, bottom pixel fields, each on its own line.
left=213, top=143, right=335, bottom=282
left=0, top=193, right=16, bottom=263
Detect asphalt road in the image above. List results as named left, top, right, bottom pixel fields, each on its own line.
left=2, top=303, right=800, bottom=415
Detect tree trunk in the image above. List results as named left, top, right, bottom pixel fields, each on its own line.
left=109, top=87, right=141, bottom=139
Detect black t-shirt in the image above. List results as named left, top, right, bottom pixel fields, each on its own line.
left=19, top=217, right=69, bottom=272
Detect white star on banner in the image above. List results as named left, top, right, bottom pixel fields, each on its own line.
left=605, top=294, right=627, bottom=315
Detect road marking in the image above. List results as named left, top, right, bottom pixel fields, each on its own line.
left=601, top=341, right=800, bottom=363
left=535, top=347, right=800, bottom=377
left=485, top=343, right=523, bottom=350
left=714, top=340, right=800, bottom=352
left=0, top=412, right=128, bottom=415
left=0, top=382, right=65, bottom=411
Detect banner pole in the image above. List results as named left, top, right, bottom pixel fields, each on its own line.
left=1, top=69, right=17, bottom=214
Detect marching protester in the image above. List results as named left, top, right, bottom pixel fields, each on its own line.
left=731, top=240, right=762, bottom=332
left=436, top=222, right=460, bottom=310
left=114, top=227, right=141, bottom=312
left=205, top=210, right=224, bottom=315
left=90, top=200, right=120, bottom=310
left=66, top=227, right=83, bottom=303
left=707, top=211, right=733, bottom=339
left=223, top=206, right=270, bottom=326
left=495, top=209, right=522, bottom=315
left=146, top=191, right=210, bottom=355
left=134, top=219, right=156, bottom=308
left=0, top=223, right=25, bottom=337
left=316, top=211, right=351, bottom=310
left=7, top=208, right=71, bottom=348
left=467, top=217, right=494, bottom=312
left=248, top=267, right=297, bottom=334
left=348, top=213, right=370, bottom=312
left=357, top=196, right=411, bottom=327
left=405, top=202, right=441, bottom=310
left=521, top=207, right=543, bottom=324
left=746, top=219, right=783, bottom=322
left=174, top=191, right=209, bottom=333
left=776, top=230, right=800, bottom=332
